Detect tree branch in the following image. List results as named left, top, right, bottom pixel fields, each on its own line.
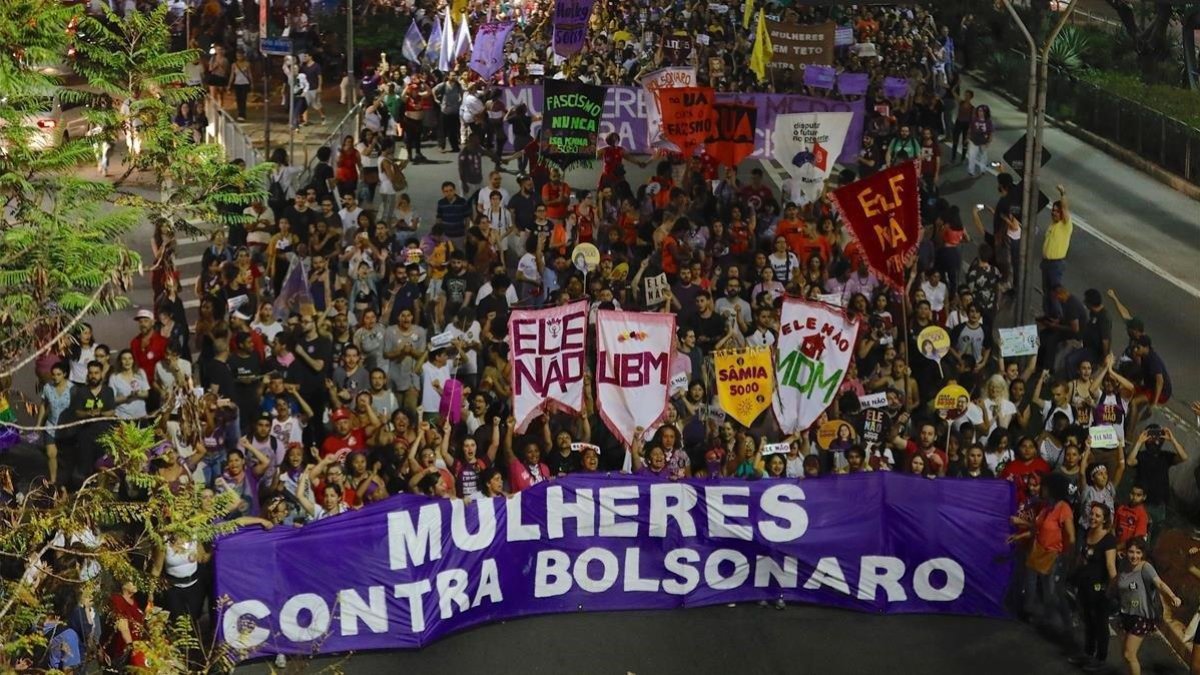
left=0, top=281, right=111, bottom=379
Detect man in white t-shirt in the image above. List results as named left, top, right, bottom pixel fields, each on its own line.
left=420, top=348, right=453, bottom=420
left=475, top=171, right=509, bottom=215
left=251, top=302, right=286, bottom=356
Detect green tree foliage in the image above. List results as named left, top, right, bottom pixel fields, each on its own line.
left=0, top=2, right=274, bottom=670
left=0, top=1, right=266, bottom=371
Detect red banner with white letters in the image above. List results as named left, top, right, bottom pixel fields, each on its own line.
left=596, top=310, right=676, bottom=447
left=829, top=160, right=921, bottom=290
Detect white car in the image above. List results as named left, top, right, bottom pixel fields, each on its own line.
left=24, top=94, right=90, bottom=151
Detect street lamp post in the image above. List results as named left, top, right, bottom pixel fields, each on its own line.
left=347, top=0, right=355, bottom=105
left=1001, top=0, right=1079, bottom=323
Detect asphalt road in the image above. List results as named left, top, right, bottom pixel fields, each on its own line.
left=9, top=80, right=1199, bottom=674
left=240, top=603, right=1189, bottom=675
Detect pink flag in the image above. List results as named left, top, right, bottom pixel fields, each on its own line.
left=439, top=378, right=464, bottom=424
left=596, top=310, right=676, bottom=447
left=508, top=301, right=589, bottom=432
left=468, top=22, right=515, bottom=80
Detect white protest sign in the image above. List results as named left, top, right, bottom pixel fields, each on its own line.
left=817, top=293, right=845, bottom=307
left=430, top=331, right=455, bottom=349
left=700, top=404, right=726, bottom=424
left=528, top=63, right=545, bottom=75
left=645, top=273, right=670, bottom=306
left=763, top=442, right=791, bottom=456
left=669, top=371, right=689, bottom=392
left=998, top=325, right=1040, bottom=357
left=696, top=34, right=710, bottom=46
left=858, top=392, right=888, bottom=409
left=770, top=112, right=853, bottom=205
left=1089, top=425, right=1120, bottom=450
left=570, top=443, right=601, bottom=454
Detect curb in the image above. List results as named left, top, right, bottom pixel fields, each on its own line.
left=966, top=72, right=1200, bottom=202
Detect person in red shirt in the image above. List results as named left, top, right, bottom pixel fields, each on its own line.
left=540, top=167, right=571, bottom=222
left=737, top=167, right=777, bottom=216
left=660, top=220, right=688, bottom=277
left=1000, top=436, right=1053, bottom=509
left=728, top=206, right=755, bottom=256
left=597, top=132, right=647, bottom=189
left=1114, top=484, right=1150, bottom=548
left=903, top=422, right=949, bottom=476
left=130, top=308, right=168, bottom=384
left=775, top=203, right=809, bottom=256
left=321, top=408, right=367, bottom=458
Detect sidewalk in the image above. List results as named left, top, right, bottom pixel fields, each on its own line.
left=213, top=85, right=354, bottom=168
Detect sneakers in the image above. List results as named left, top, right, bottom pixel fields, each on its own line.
left=773, top=599, right=785, bottom=610
left=274, top=654, right=287, bottom=669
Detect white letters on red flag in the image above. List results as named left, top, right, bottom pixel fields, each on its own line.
left=772, top=297, right=861, bottom=434
left=596, top=310, right=676, bottom=447
left=508, top=301, right=589, bottom=432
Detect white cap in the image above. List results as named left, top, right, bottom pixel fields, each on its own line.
left=134, top=309, right=154, bottom=321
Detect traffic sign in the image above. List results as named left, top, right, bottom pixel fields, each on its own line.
left=1015, top=183, right=1052, bottom=213
left=260, top=36, right=292, bottom=56
left=1002, top=133, right=1052, bottom=173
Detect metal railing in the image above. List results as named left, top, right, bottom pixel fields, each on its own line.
left=205, top=98, right=264, bottom=168
left=318, top=98, right=365, bottom=163
left=982, top=51, right=1200, bottom=186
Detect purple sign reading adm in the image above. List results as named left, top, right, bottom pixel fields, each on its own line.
left=501, top=86, right=866, bottom=165
left=215, top=473, right=1013, bottom=660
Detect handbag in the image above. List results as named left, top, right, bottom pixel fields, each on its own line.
left=1026, top=539, right=1058, bottom=575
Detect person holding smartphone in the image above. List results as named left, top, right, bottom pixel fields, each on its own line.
left=1126, top=424, right=1188, bottom=539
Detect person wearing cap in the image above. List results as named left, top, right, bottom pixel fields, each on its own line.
left=230, top=309, right=267, bottom=362
left=130, top=308, right=168, bottom=386
left=320, top=407, right=366, bottom=458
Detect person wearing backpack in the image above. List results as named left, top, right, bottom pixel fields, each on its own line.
left=1117, top=537, right=1182, bottom=675
left=32, top=605, right=81, bottom=672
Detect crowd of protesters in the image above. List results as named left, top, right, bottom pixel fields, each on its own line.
left=7, top=2, right=1199, bottom=673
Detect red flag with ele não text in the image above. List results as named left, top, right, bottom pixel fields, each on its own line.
left=829, top=160, right=921, bottom=290
left=655, top=86, right=715, bottom=158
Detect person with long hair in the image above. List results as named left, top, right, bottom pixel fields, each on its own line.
left=1009, top=471, right=1075, bottom=638
left=1117, top=537, right=1182, bottom=675
left=37, top=362, right=71, bottom=485
left=104, top=579, right=147, bottom=669
left=109, top=350, right=149, bottom=421
left=1068, top=502, right=1118, bottom=671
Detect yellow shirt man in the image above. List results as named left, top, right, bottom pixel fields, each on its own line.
left=1042, top=186, right=1072, bottom=260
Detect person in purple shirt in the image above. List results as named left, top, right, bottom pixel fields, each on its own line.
left=634, top=445, right=671, bottom=479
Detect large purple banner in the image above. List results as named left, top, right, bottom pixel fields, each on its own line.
left=215, top=473, right=1013, bottom=660
left=501, top=86, right=866, bottom=165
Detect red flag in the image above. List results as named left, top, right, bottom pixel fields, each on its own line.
left=705, top=102, right=757, bottom=168
left=812, top=142, right=828, bottom=172
left=829, top=160, right=921, bottom=290
left=655, top=86, right=715, bottom=157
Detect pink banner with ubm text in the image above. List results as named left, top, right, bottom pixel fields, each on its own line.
left=509, top=301, right=588, bottom=433
left=596, top=310, right=676, bottom=447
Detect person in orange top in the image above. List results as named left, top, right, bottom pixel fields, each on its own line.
left=660, top=220, right=688, bottom=277
left=775, top=203, right=809, bottom=256
left=540, top=166, right=571, bottom=222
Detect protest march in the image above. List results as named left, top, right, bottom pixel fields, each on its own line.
left=6, top=1, right=1198, bottom=673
